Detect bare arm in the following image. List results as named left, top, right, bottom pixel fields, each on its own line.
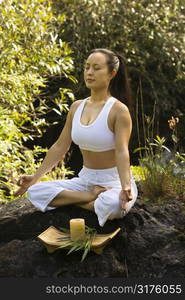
left=31, top=110, right=73, bottom=183
left=114, top=103, right=132, bottom=208
left=14, top=100, right=81, bottom=195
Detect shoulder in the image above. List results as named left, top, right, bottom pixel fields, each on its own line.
left=113, top=99, right=129, bottom=113
left=112, top=99, right=131, bottom=121
left=70, top=99, right=84, bottom=110
left=113, top=100, right=132, bottom=134
left=68, top=99, right=84, bottom=117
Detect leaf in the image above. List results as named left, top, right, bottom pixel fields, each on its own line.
left=67, top=243, right=81, bottom=255
left=149, top=143, right=158, bottom=147
left=73, top=244, right=85, bottom=252
left=81, top=247, right=90, bottom=262
left=58, top=241, right=72, bottom=249
left=172, top=134, right=179, bottom=144
left=57, top=237, right=70, bottom=242
left=133, top=147, right=149, bottom=153
left=52, top=108, right=62, bottom=115
left=156, top=135, right=163, bottom=142
left=59, top=227, right=70, bottom=233
left=161, top=145, right=171, bottom=152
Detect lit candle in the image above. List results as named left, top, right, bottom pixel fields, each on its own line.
left=70, top=218, right=85, bottom=241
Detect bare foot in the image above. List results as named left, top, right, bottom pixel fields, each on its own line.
left=91, top=185, right=110, bottom=198
left=76, top=186, right=110, bottom=210
left=76, top=201, right=95, bottom=211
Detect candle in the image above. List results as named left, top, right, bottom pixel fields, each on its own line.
left=70, top=218, right=85, bottom=241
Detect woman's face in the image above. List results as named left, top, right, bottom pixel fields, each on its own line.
left=84, top=52, right=113, bottom=90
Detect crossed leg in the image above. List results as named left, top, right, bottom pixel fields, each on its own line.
left=75, top=185, right=112, bottom=211
left=76, top=201, right=95, bottom=211
left=49, top=185, right=107, bottom=208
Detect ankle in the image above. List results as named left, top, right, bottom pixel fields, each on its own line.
left=92, top=189, right=99, bottom=199
left=91, top=186, right=107, bottom=199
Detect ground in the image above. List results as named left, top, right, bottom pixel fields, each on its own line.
left=0, top=196, right=185, bottom=278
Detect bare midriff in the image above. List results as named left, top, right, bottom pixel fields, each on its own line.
left=80, top=149, right=116, bottom=169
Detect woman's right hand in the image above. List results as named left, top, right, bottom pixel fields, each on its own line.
left=14, top=175, right=36, bottom=196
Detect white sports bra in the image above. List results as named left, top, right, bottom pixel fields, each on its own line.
left=71, top=97, right=116, bottom=152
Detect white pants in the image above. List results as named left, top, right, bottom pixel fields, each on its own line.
left=27, top=166, right=138, bottom=227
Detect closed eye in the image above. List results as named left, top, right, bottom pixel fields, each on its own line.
left=84, top=65, right=101, bottom=71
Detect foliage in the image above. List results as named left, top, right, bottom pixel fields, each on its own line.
left=0, top=0, right=76, bottom=201
left=58, top=226, right=97, bottom=262
left=131, top=165, right=145, bottom=182
left=134, top=66, right=185, bottom=201
left=53, top=0, right=185, bottom=117
left=134, top=134, right=185, bottom=202
left=1, top=0, right=185, bottom=203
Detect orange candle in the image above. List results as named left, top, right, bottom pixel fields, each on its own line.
left=70, top=218, right=85, bottom=241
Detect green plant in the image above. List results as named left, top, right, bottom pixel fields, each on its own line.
left=134, top=73, right=184, bottom=202
left=57, top=226, right=97, bottom=262
left=0, top=0, right=77, bottom=202
left=131, top=165, right=146, bottom=182
left=54, top=0, right=185, bottom=117
left=134, top=134, right=185, bottom=201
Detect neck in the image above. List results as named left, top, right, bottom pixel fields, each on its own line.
left=90, top=88, right=111, bottom=103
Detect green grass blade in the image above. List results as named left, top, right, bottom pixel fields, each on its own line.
left=81, top=247, right=90, bottom=262
left=67, top=244, right=81, bottom=255
left=58, top=241, right=72, bottom=249
left=59, top=227, right=70, bottom=233
left=57, top=237, right=70, bottom=241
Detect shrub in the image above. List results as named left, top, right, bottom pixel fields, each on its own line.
left=53, top=0, right=185, bottom=117
left=134, top=135, right=185, bottom=202
left=0, top=0, right=76, bottom=201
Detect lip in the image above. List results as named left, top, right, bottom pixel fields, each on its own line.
left=86, top=79, right=95, bottom=82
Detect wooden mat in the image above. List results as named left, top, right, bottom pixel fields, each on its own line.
left=38, top=225, right=121, bottom=255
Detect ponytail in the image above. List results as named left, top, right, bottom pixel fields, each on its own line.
left=110, top=54, right=133, bottom=111
left=90, top=49, right=133, bottom=111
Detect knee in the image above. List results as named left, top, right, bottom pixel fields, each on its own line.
left=27, top=181, right=49, bottom=201
left=27, top=182, right=41, bottom=197
left=27, top=183, right=37, bottom=197
left=96, top=189, right=120, bottom=214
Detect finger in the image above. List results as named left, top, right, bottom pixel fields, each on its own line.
left=127, top=191, right=132, bottom=201
left=14, top=189, right=21, bottom=196
left=14, top=187, right=26, bottom=196
left=121, top=200, right=127, bottom=210
left=120, top=209, right=126, bottom=217
left=17, top=178, right=22, bottom=186
left=122, top=204, right=126, bottom=210
left=17, top=176, right=25, bottom=186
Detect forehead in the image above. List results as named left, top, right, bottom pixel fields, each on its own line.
left=85, top=52, right=107, bottom=65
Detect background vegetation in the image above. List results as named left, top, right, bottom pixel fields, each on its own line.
left=0, top=0, right=76, bottom=200
left=56, top=0, right=185, bottom=112
left=0, top=0, right=184, bottom=202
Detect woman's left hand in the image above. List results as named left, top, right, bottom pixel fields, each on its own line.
left=119, top=189, right=132, bottom=210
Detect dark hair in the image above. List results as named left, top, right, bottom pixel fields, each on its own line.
left=90, top=48, right=133, bottom=111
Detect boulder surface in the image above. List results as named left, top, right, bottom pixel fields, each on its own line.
left=0, top=197, right=185, bottom=278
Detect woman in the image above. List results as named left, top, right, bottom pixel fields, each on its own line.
left=15, top=48, right=138, bottom=227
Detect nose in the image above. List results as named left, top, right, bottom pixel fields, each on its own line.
left=86, top=67, right=93, bottom=75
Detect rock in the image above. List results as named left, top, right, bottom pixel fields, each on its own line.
left=0, top=197, right=185, bottom=278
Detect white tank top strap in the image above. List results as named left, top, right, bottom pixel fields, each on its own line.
left=76, top=97, right=89, bottom=121
left=98, top=97, right=116, bottom=121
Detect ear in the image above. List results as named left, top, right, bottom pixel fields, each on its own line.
left=110, top=69, right=117, bottom=80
